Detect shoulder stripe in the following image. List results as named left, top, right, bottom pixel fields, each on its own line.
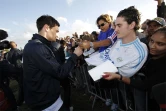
left=133, top=40, right=145, bottom=68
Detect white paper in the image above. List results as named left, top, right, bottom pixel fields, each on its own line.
left=89, top=51, right=99, bottom=57
left=85, top=52, right=103, bottom=66
left=88, top=60, right=118, bottom=81
left=65, top=57, right=69, bottom=60
left=83, top=48, right=95, bottom=56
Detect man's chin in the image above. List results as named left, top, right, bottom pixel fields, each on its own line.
left=52, top=38, right=57, bottom=42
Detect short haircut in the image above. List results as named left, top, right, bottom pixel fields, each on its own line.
left=36, top=15, right=60, bottom=32
left=117, top=6, right=141, bottom=31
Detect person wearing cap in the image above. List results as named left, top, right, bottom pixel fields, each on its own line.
left=147, top=17, right=166, bottom=35
left=141, top=17, right=166, bottom=46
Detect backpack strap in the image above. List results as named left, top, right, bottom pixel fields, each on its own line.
left=32, top=39, right=56, bottom=58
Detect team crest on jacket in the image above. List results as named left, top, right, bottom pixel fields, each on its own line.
left=117, top=57, right=123, bottom=62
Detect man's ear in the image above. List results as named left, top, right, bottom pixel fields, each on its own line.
left=130, top=21, right=136, bottom=30
left=43, top=24, right=49, bottom=32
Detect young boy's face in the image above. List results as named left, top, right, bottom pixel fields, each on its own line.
left=115, top=17, right=132, bottom=39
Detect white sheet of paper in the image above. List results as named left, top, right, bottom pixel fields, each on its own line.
left=89, top=51, right=99, bottom=57
left=83, top=48, right=95, bottom=56
left=88, top=60, right=118, bottom=81
left=65, top=57, right=69, bottom=60
left=85, top=52, right=103, bottom=66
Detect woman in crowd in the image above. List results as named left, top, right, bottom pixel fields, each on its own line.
left=80, top=14, right=117, bottom=52
left=103, top=27, right=166, bottom=110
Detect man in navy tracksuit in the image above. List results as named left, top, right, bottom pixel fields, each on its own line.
left=23, top=15, right=83, bottom=111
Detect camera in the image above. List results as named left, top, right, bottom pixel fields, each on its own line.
left=0, top=29, right=8, bottom=41
left=0, top=40, right=10, bottom=50
left=0, top=29, right=10, bottom=50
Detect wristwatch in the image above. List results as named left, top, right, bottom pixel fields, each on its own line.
left=90, top=42, right=94, bottom=48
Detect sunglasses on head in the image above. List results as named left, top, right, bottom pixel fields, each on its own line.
left=98, top=22, right=106, bottom=28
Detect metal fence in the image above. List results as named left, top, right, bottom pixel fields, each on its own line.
left=69, top=63, right=149, bottom=111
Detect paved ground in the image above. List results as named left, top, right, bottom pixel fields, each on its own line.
left=10, top=80, right=111, bottom=111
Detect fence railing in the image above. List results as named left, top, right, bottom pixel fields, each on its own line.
left=69, top=63, right=149, bottom=111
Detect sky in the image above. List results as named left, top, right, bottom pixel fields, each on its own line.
left=0, top=0, right=157, bottom=48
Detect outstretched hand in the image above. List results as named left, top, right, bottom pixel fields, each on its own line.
left=79, top=40, right=91, bottom=49
left=102, top=72, right=119, bottom=80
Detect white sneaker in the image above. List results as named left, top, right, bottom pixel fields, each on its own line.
left=105, top=99, right=112, bottom=106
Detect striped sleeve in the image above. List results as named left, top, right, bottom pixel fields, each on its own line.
left=107, top=29, right=117, bottom=45
left=118, top=41, right=148, bottom=77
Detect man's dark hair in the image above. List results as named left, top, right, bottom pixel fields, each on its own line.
left=0, top=29, right=8, bottom=41
left=117, top=6, right=141, bottom=31
left=36, top=15, right=60, bottom=32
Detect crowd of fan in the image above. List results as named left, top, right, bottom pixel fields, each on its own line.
left=0, top=0, right=166, bottom=111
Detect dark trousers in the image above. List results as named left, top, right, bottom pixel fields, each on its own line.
left=99, top=79, right=119, bottom=103
left=0, top=60, right=23, bottom=110
left=14, top=72, right=24, bottom=106
left=118, top=81, right=147, bottom=111
left=132, top=75, right=146, bottom=111
left=60, top=77, right=71, bottom=109
left=0, top=82, right=17, bottom=110
left=118, top=82, right=133, bottom=110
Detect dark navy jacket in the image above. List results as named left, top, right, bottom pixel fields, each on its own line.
left=6, top=48, right=22, bottom=67
left=23, top=34, right=78, bottom=110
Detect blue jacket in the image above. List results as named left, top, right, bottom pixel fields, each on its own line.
left=23, top=34, right=78, bottom=110
left=98, top=27, right=117, bottom=52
